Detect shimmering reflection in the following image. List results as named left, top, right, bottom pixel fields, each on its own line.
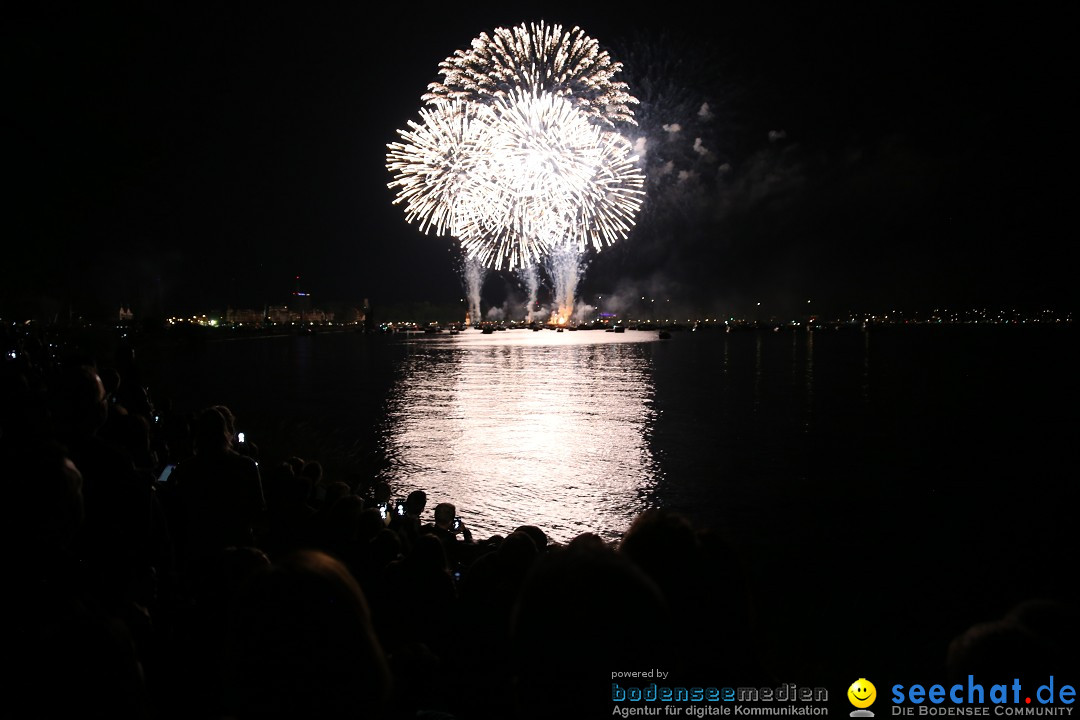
left=377, top=331, right=660, bottom=543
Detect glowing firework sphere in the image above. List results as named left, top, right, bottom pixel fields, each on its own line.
left=385, top=101, right=502, bottom=239
left=386, top=21, right=645, bottom=271
left=422, top=21, right=638, bottom=129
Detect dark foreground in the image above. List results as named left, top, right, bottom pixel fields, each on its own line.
left=3, top=323, right=1077, bottom=718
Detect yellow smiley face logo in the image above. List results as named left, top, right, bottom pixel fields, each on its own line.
left=848, top=679, right=876, bottom=708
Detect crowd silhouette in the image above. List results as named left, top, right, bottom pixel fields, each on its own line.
left=2, top=329, right=1075, bottom=719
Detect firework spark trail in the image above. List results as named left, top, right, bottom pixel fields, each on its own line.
left=462, top=256, right=487, bottom=326
left=545, top=245, right=584, bottom=325
left=518, top=264, right=541, bottom=323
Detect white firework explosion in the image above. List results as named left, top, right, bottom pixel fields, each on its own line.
left=385, top=100, right=502, bottom=239
left=458, top=90, right=644, bottom=270
left=387, top=21, right=646, bottom=278
left=423, top=20, right=638, bottom=129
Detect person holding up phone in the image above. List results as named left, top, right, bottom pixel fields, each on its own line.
left=388, top=490, right=427, bottom=552
left=422, top=502, right=475, bottom=567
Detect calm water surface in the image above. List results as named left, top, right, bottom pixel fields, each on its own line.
left=376, top=331, right=660, bottom=542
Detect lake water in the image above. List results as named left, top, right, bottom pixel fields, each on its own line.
left=138, top=323, right=1077, bottom=682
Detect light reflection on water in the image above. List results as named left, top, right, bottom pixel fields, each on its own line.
left=376, top=330, right=661, bottom=543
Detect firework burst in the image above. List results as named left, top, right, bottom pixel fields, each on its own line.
left=385, top=100, right=500, bottom=239
left=387, top=20, right=646, bottom=287
left=423, top=20, right=638, bottom=129
left=456, top=90, right=644, bottom=270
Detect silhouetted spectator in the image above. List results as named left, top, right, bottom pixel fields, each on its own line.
left=170, top=407, right=265, bottom=594
left=285, top=455, right=305, bottom=477
left=49, top=363, right=166, bottom=624
left=6, top=441, right=85, bottom=565
left=565, top=531, right=608, bottom=552
left=112, top=342, right=154, bottom=421
left=361, top=526, right=404, bottom=645
left=310, top=494, right=368, bottom=573
left=6, top=442, right=149, bottom=719
left=260, top=461, right=316, bottom=561
left=390, top=489, right=427, bottom=552
left=351, top=472, right=375, bottom=503
left=382, top=533, right=457, bottom=653
left=214, top=404, right=258, bottom=461
left=381, top=533, right=458, bottom=716
left=453, top=529, right=539, bottom=717
left=422, top=501, right=477, bottom=568
left=371, top=481, right=392, bottom=509
left=513, top=525, right=548, bottom=553
left=619, top=508, right=771, bottom=686
left=301, top=460, right=326, bottom=503
left=97, top=365, right=130, bottom=446
left=159, top=546, right=271, bottom=720
left=324, top=479, right=351, bottom=504
left=220, top=550, right=392, bottom=719
left=509, top=538, right=674, bottom=719
left=157, top=405, right=194, bottom=467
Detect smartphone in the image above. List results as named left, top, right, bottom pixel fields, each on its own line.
left=452, top=516, right=462, bottom=531
left=237, top=431, right=246, bottom=444
left=396, top=502, right=406, bottom=516
left=157, top=464, right=176, bottom=483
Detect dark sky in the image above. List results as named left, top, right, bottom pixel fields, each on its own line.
left=5, top=2, right=1073, bottom=321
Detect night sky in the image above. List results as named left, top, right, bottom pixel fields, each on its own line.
left=5, top=2, right=1073, bottom=321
